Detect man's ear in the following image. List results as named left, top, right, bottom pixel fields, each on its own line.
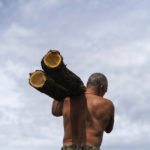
left=98, top=85, right=103, bottom=95
left=100, top=85, right=104, bottom=90
left=100, top=85, right=106, bottom=97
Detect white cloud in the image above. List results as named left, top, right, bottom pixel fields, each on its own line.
left=0, top=70, right=22, bottom=108
left=18, top=0, right=63, bottom=20
left=0, top=1, right=3, bottom=8
left=0, top=0, right=150, bottom=150
left=102, top=115, right=150, bottom=150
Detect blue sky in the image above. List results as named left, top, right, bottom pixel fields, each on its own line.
left=0, top=0, right=150, bottom=150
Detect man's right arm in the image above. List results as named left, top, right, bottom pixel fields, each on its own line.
left=105, top=101, right=115, bottom=133
left=52, top=99, right=64, bottom=117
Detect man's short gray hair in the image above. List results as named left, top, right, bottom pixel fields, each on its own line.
left=87, top=73, right=108, bottom=91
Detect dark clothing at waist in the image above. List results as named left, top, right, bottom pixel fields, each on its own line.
left=61, top=144, right=100, bottom=150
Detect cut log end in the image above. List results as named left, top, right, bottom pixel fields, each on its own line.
left=29, top=70, right=46, bottom=88
left=43, top=50, right=62, bottom=68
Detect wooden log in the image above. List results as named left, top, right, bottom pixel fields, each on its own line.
left=29, top=70, right=69, bottom=101
left=41, top=50, right=86, bottom=96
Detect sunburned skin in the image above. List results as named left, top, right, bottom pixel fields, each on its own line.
left=52, top=91, right=114, bottom=149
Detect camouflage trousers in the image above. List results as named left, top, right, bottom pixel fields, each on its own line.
left=61, top=144, right=100, bottom=150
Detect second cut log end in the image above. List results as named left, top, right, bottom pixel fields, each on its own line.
left=29, top=70, right=46, bottom=88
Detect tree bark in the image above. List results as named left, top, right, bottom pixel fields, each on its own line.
left=29, top=70, right=69, bottom=101
left=41, top=50, right=86, bottom=96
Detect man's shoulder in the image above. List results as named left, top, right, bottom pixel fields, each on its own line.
left=102, top=98, right=115, bottom=113
left=103, top=98, right=114, bottom=105
left=92, top=96, right=112, bottom=104
left=94, top=97, right=114, bottom=110
left=103, top=98, right=114, bottom=107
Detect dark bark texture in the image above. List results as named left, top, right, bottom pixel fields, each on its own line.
left=29, top=71, right=69, bottom=101
left=41, top=50, right=86, bottom=97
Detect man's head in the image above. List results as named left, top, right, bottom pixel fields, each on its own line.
left=87, top=73, right=108, bottom=97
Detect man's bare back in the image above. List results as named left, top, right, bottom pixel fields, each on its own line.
left=52, top=73, right=115, bottom=149
left=62, top=93, right=114, bottom=148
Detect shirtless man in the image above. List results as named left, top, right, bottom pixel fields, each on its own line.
left=52, top=73, right=115, bottom=150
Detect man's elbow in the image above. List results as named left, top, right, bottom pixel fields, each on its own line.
left=105, top=127, right=113, bottom=133
left=52, top=111, right=62, bottom=117
left=105, top=122, right=114, bottom=133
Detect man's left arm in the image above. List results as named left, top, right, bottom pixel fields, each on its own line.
left=105, top=101, right=115, bottom=133
left=52, top=99, right=64, bottom=117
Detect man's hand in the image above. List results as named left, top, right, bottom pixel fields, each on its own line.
left=52, top=99, right=64, bottom=117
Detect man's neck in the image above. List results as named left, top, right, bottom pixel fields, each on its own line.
left=85, top=87, right=100, bottom=96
